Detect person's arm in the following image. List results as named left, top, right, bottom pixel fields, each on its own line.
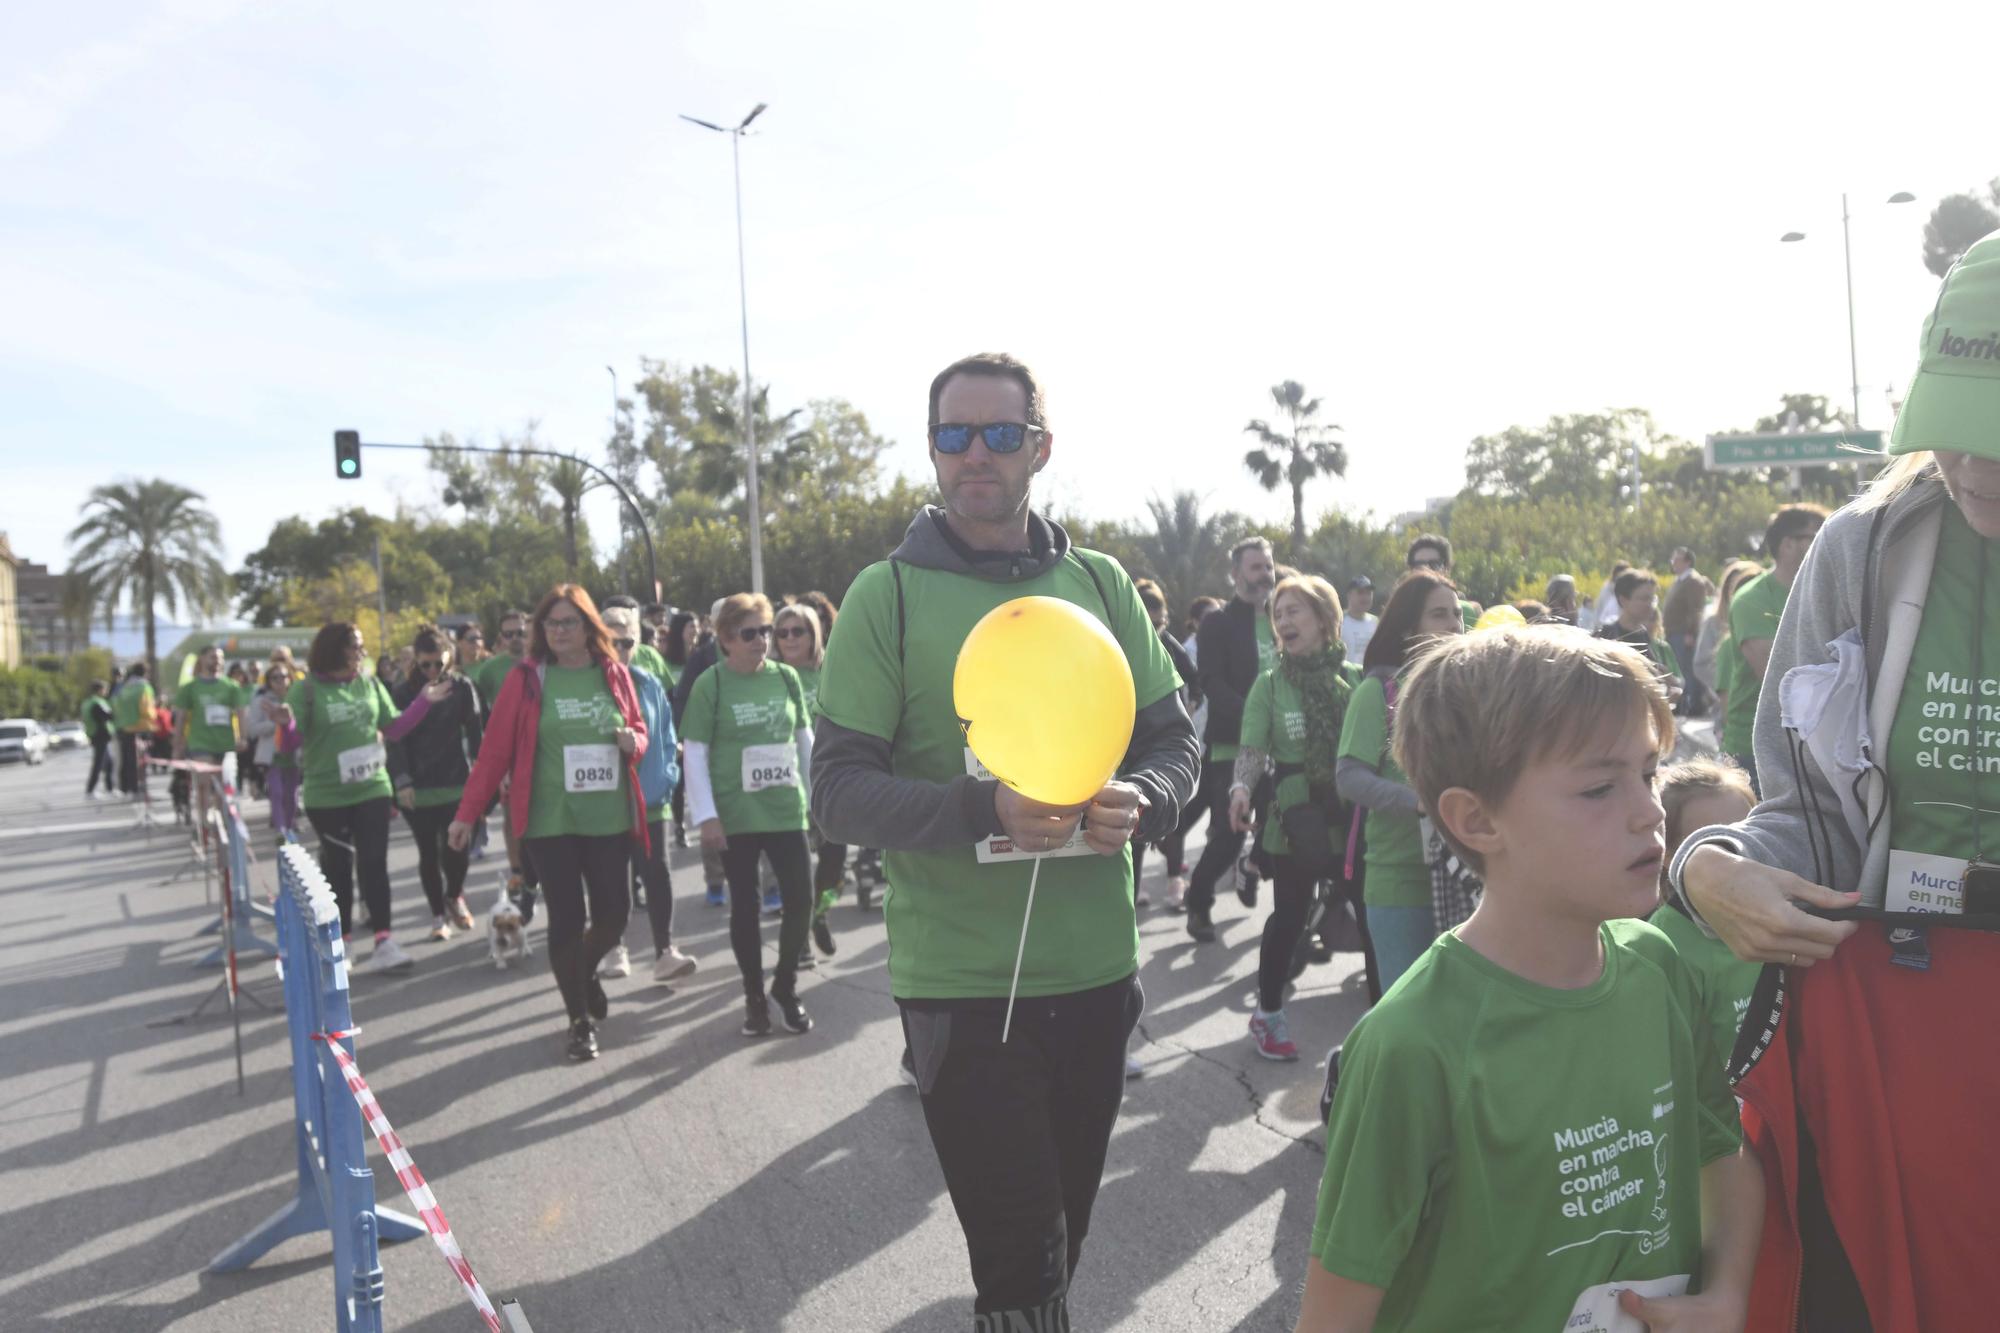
left=1739, top=636, right=1774, bottom=681
left=1336, top=756, right=1421, bottom=815
left=1293, top=1268, right=1385, bottom=1333
left=452, top=670, right=520, bottom=826
left=462, top=678, right=484, bottom=763
left=811, top=716, right=1007, bottom=850
left=379, top=681, right=436, bottom=741
left=1614, top=1149, right=1763, bottom=1330
left=795, top=724, right=814, bottom=801
left=683, top=739, right=718, bottom=826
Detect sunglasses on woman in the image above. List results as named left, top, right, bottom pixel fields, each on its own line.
left=930, top=422, right=1044, bottom=455
left=736, top=624, right=774, bottom=643
left=774, top=625, right=811, bottom=640
left=416, top=658, right=445, bottom=674
left=612, top=637, right=636, bottom=651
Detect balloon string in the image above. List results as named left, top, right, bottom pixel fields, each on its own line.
left=1001, top=853, right=1044, bottom=1044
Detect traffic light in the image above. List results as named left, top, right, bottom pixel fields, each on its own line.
left=335, top=430, right=361, bottom=479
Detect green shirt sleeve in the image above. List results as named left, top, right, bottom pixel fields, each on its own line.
left=1729, top=574, right=1783, bottom=650
left=681, top=667, right=719, bottom=746
left=815, top=562, right=905, bottom=743
left=1616, top=921, right=1744, bottom=1167
left=1311, top=1015, right=1450, bottom=1284
left=1339, top=675, right=1389, bottom=766
left=1240, top=672, right=1274, bottom=755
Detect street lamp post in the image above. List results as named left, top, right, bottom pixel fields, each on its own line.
left=1780, top=190, right=1917, bottom=430
left=681, top=102, right=769, bottom=593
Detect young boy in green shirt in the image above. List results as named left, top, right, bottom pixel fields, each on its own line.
left=1298, top=626, right=1762, bottom=1333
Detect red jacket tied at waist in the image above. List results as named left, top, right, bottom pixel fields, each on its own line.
left=454, top=658, right=650, bottom=854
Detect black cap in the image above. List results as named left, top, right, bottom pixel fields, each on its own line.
left=1347, top=575, right=1373, bottom=590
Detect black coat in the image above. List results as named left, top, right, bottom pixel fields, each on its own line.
left=1195, top=596, right=1263, bottom=750
left=386, top=673, right=483, bottom=794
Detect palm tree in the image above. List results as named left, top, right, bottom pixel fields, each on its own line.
left=67, top=480, right=229, bottom=679
left=1137, top=491, right=1246, bottom=616
left=1244, top=380, right=1348, bottom=557
left=543, top=458, right=601, bottom=581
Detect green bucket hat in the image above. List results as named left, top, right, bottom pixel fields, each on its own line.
left=1890, top=228, right=2000, bottom=457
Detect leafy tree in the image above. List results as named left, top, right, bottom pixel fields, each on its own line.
left=1463, top=409, right=1676, bottom=504
left=1244, top=380, right=1348, bottom=557
left=1923, top=182, right=2000, bottom=278
left=1302, top=509, right=1408, bottom=600
left=68, top=479, right=229, bottom=679
left=1126, top=491, right=1248, bottom=615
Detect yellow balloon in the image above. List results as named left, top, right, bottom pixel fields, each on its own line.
left=955, top=596, right=1136, bottom=808
left=1473, top=604, right=1527, bottom=633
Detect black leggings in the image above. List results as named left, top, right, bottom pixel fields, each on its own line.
left=1259, top=855, right=1319, bottom=1013
left=87, top=737, right=116, bottom=794
left=306, top=797, right=394, bottom=937
left=720, top=829, right=812, bottom=996
left=403, top=803, right=469, bottom=917
left=118, top=731, right=147, bottom=796
left=630, top=817, right=676, bottom=953
left=525, top=832, right=632, bottom=1022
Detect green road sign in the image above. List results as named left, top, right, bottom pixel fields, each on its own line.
left=1704, top=430, right=1883, bottom=470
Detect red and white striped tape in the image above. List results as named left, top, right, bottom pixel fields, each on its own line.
left=317, top=1035, right=504, bottom=1332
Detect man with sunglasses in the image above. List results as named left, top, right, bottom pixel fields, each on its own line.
left=472, top=611, right=540, bottom=915
left=813, top=352, right=1198, bottom=1330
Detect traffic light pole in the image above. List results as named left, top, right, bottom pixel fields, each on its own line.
left=353, top=439, right=661, bottom=603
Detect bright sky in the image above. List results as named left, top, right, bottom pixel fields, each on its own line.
left=7, top=1, right=1999, bottom=603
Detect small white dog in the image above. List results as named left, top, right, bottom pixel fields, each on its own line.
left=488, top=899, right=533, bottom=969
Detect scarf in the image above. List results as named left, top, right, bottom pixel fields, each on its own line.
left=1278, top=642, right=1348, bottom=790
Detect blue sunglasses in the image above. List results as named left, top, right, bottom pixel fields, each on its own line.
left=931, top=421, right=1044, bottom=455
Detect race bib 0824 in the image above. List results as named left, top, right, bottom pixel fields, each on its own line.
left=741, top=742, right=799, bottom=793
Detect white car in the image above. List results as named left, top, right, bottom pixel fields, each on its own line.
left=0, top=719, right=49, bottom=765
left=47, top=720, right=87, bottom=751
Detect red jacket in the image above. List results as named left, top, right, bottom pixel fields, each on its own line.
left=1735, top=925, right=2000, bottom=1331
left=454, top=657, right=650, bottom=854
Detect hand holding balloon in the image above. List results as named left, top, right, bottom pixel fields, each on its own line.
left=995, top=785, right=1087, bottom=854
left=1081, top=780, right=1148, bottom=856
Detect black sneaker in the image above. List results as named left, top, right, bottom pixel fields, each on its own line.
left=812, top=913, right=836, bottom=956
left=741, top=993, right=772, bottom=1037
left=1186, top=907, right=1216, bottom=943
left=1319, top=1043, right=1343, bottom=1123
left=1235, top=855, right=1260, bottom=909
left=586, top=977, right=609, bottom=1021
left=566, top=1019, right=598, bottom=1062
left=771, top=985, right=813, bottom=1034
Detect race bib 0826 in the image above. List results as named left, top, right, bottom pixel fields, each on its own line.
left=564, top=743, right=620, bottom=794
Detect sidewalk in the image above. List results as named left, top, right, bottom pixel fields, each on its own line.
left=0, top=754, right=1344, bottom=1331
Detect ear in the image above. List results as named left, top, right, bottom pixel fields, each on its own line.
left=1433, top=786, right=1503, bottom=861
left=1033, top=430, right=1054, bottom=472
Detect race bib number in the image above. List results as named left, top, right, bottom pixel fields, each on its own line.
left=1561, top=1275, right=1689, bottom=1332
left=1886, top=848, right=1964, bottom=914
left=204, top=703, right=232, bottom=728
left=564, top=743, right=620, bottom=794
left=337, top=741, right=386, bottom=786
left=742, top=742, right=800, bottom=793
left=966, top=748, right=1094, bottom=864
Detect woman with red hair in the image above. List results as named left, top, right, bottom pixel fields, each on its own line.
left=451, top=585, right=649, bottom=1062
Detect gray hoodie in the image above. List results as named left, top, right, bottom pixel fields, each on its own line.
left=811, top=505, right=1200, bottom=852
left=1669, top=471, right=1951, bottom=916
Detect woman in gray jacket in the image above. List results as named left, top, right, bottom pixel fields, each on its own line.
left=1670, top=231, right=2000, bottom=1329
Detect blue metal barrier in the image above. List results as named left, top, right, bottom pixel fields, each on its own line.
left=210, top=844, right=422, bottom=1331
left=197, top=772, right=278, bottom=967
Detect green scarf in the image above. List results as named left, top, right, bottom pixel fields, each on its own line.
left=1278, top=643, right=1349, bottom=790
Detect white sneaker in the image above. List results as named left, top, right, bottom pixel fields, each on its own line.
left=1163, top=875, right=1188, bottom=912
left=359, top=936, right=415, bottom=973
left=651, top=946, right=697, bottom=983
left=598, top=944, right=632, bottom=978
left=1125, top=1052, right=1145, bottom=1079
left=428, top=916, right=453, bottom=942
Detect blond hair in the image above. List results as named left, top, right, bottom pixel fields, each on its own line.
left=773, top=602, right=823, bottom=667
left=1852, top=450, right=1938, bottom=512
left=1658, top=757, right=1755, bottom=853
left=713, top=592, right=774, bottom=644
left=1269, top=573, right=1344, bottom=650
left=1394, top=625, right=1676, bottom=871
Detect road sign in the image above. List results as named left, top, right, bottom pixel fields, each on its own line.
left=1703, top=430, right=1883, bottom=470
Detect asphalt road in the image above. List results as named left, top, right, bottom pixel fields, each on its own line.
left=0, top=750, right=1357, bottom=1332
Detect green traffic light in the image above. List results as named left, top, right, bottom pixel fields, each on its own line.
left=340, top=459, right=357, bottom=476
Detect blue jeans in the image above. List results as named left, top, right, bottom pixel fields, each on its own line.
left=1367, top=904, right=1437, bottom=993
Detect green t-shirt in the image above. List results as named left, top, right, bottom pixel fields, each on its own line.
left=179, top=676, right=248, bottom=755
left=682, top=659, right=810, bottom=836
left=1311, top=921, right=1743, bottom=1332
left=1721, top=570, right=1787, bottom=756
left=286, top=674, right=402, bottom=810
left=632, top=643, right=670, bottom=687
left=789, top=662, right=822, bottom=719
left=1649, top=902, right=1761, bottom=1063
left=471, top=653, right=516, bottom=717
left=1459, top=597, right=1480, bottom=631
left=111, top=680, right=154, bottom=732
left=1883, top=503, right=1998, bottom=912
left=1336, top=674, right=1428, bottom=908
left=660, top=658, right=684, bottom=691
left=81, top=695, right=113, bottom=742
left=1209, top=615, right=1278, bottom=763
left=816, top=547, right=1182, bottom=1000
left=525, top=665, right=633, bottom=838
left=1239, top=661, right=1358, bottom=857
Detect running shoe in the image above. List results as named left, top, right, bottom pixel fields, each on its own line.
left=673, top=824, right=689, bottom=849
left=1319, top=1043, right=1343, bottom=1123
left=566, top=1018, right=598, bottom=1062
left=741, top=993, right=772, bottom=1037
left=811, top=913, right=836, bottom=956
left=1185, top=906, right=1216, bottom=943
left=598, top=944, right=631, bottom=979
left=771, top=985, right=812, bottom=1034
left=359, top=936, right=415, bottom=973
left=587, top=977, right=609, bottom=1021
left=652, top=946, right=697, bottom=983
left=450, top=897, right=475, bottom=931
left=1125, top=1052, right=1145, bottom=1079
left=1163, top=874, right=1188, bottom=912
left=705, top=883, right=726, bottom=907
left=898, top=1047, right=918, bottom=1089
left=428, top=916, right=453, bottom=942
left=1248, top=1009, right=1299, bottom=1062
left=795, top=945, right=816, bottom=972
left=1235, top=855, right=1260, bottom=909
left=761, top=886, right=782, bottom=916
